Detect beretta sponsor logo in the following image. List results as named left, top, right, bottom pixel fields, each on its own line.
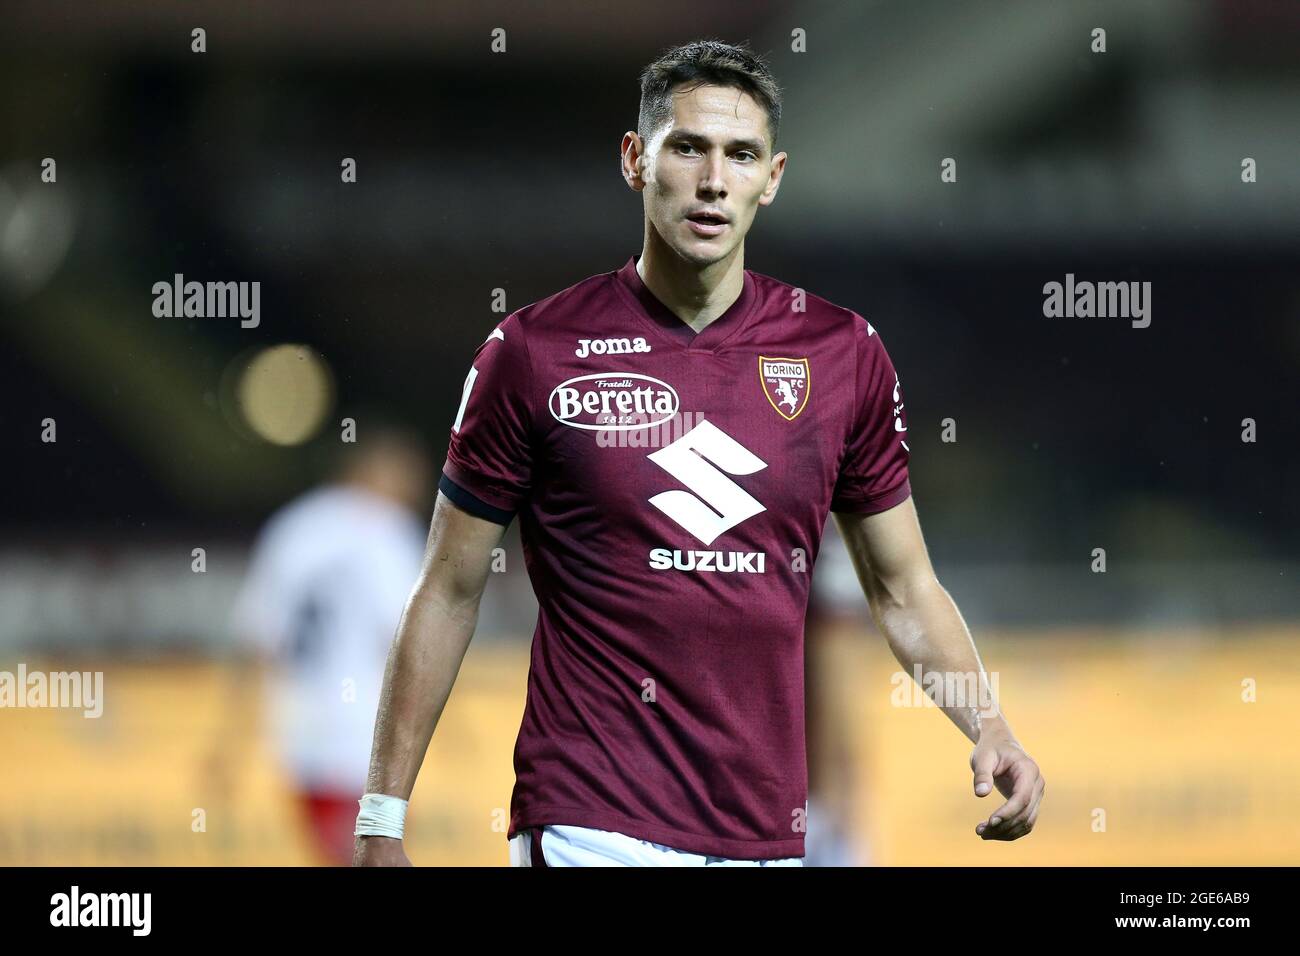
left=548, top=373, right=679, bottom=432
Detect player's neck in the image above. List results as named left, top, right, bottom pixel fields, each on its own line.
left=635, top=238, right=745, bottom=335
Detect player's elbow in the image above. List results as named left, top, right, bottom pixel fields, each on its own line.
left=415, top=560, right=491, bottom=614
left=863, top=567, right=943, bottom=617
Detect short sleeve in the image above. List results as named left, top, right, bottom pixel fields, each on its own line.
left=830, top=314, right=912, bottom=514
left=440, top=315, right=534, bottom=523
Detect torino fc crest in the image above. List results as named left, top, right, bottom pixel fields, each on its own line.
left=758, top=356, right=810, bottom=421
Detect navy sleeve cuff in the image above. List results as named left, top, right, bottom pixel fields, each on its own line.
left=438, top=472, right=516, bottom=526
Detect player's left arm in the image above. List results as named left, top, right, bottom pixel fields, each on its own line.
left=834, top=497, right=1045, bottom=841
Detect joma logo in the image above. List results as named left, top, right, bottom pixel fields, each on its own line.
left=575, top=336, right=652, bottom=358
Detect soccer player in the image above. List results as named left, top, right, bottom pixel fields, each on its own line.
left=354, top=39, right=1044, bottom=867
left=215, top=426, right=431, bottom=865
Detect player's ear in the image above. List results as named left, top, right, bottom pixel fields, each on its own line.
left=758, top=151, right=787, bottom=207
left=621, top=132, right=648, bottom=191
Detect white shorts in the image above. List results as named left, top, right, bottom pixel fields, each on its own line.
left=508, top=824, right=803, bottom=867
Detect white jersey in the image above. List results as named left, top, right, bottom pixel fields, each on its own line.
left=230, top=484, right=426, bottom=791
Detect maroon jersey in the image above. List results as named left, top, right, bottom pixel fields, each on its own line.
left=441, top=254, right=911, bottom=859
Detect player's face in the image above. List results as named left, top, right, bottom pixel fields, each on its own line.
left=631, top=84, right=786, bottom=267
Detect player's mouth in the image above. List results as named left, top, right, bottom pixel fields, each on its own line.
left=685, top=209, right=729, bottom=237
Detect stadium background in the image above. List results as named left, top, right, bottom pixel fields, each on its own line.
left=2, top=0, right=1297, bottom=864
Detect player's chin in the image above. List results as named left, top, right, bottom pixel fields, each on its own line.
left=674, top=231, right=736, bottom=266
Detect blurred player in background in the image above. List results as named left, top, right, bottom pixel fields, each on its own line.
left=209, top=424, right=432, bottom=865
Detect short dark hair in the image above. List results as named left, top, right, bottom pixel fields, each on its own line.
left=638, top=39, right=783, bottom=152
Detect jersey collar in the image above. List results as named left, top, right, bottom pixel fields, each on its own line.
left=613, top=254, right=759, bottom=353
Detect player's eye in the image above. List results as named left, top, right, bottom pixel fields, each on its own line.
left=734, top=151, right=757, bottom=162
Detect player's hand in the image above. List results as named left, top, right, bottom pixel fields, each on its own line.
left=970, top=725, right=1044, bottom=841
left=353, top=835, right=413, bottom=866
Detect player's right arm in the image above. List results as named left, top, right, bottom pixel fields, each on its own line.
left=355, top=317, right=534, bottom=866
left=353, top=491, right=508, bottom=866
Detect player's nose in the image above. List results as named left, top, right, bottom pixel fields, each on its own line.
left=698, top=154, right=727, bottom=196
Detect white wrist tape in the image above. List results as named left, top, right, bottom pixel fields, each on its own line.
left=354, top=792, right=409, bottom=839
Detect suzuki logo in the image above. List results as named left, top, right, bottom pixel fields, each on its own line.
left=647, top=420, right=767, bottom=545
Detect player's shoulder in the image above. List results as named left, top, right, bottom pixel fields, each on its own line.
left=270, top=486, right=420, bottom=559
left=498, top=264, right=620, bottom=340
left=745, top=266, right=882, bottom=342
left=263, top=485, right=339, bottom=531
left=248, top=485, right=350, bottom=563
